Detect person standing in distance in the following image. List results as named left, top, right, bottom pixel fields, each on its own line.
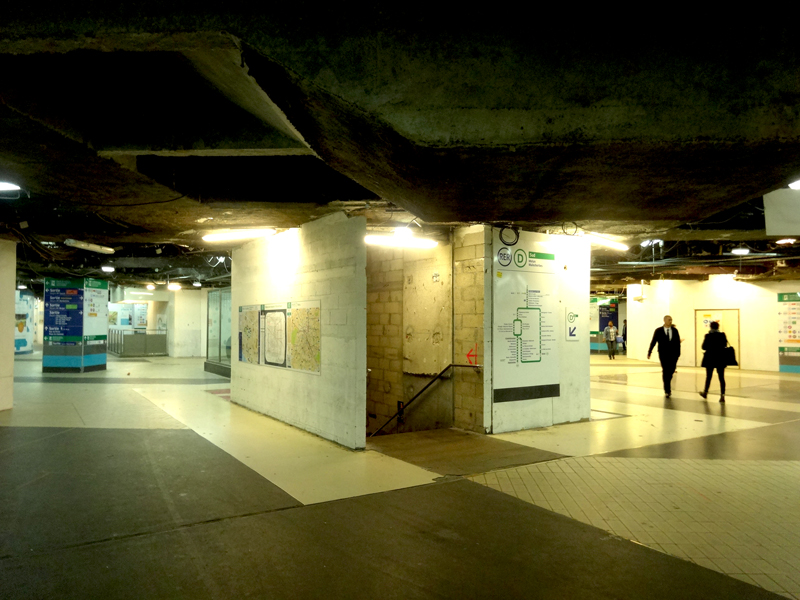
left=647, top=315, right=681, bottom=398
left=622, top=319, right=628, bottom=353
left=699, top=321, right=728, bottom=403
left=603, top=320, right=619, bottom=359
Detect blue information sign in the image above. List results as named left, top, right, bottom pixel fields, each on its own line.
left=44, top=279, right=84, bottom=342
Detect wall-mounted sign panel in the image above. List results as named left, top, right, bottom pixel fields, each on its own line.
left=565, top=307, right=581, bottom=341
left=14, top=290, right=35, bottom=354
left=778, top=292, right=800, bottom=373
left=239, top=300, right=321, bottom=374
left=492, top=229, right=559, bottom=403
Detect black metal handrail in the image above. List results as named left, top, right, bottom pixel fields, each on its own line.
left=368, top=363, right=482, bottom=437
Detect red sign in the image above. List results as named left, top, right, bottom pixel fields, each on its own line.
left=466, top=343, right=478, bottom=365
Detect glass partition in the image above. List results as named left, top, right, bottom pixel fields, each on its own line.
left=207, top=288, right=231, bottom=365
left=220, top=289, right=232, bottom=364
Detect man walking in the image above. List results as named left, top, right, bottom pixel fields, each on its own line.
left=647, top=315, right=681, bottom=398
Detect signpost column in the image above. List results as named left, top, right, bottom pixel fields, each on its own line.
left=43, top=278, right=108, bottom=373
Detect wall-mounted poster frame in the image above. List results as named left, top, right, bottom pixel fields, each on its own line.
left=238, top=300, right=321, bottom=374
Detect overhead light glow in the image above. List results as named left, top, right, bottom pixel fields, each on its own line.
left=193, top=282, right=202, bottom=287
left=101, top=265, right=115, bottom=273
left=364, top=227, right=438, bottom=249
left=202, top=228, right=276, bottom=242
left=17, top=284, right=26, bottom=290
left=0, top=182, right=21, bottom=191
left=731, top=247, right=750, bottom=255
left=583, top=232, right=629, bottom=252
left=64, top=238, right=115, bottom=254
left=167, top=283, right=181, bottom=291
left=789, top=180, right=800, bottom=190
left=146, top=284, right=155, bottom=290
left=776, top=238, right=797, bottom=245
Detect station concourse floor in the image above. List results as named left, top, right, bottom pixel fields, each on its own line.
left=1, top=353, right=799, bottom=599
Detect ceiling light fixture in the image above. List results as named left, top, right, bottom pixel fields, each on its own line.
left=64, top=238, right=115, bottom=254
left=202, top=228, right=275, bottom=242
left=776, top=238, right=797, bottom=245
left=193, top=282, right=202, bottom=287
left=789, top=180, right=800, bottom=190
left=101, top=265, right=115, bottom=273
left=0, top=182, right=21, bottom=191
left=364, top=227, right=438, bottom=249
left=167, top=283, right=181, bottom=291
left=731, top=247, right=750, bottom=255
left=130, top=291, right=153, bottom=296
left=146, top=284, right=155, bottom=290
left=17, top=284, right=27, bottom=290
left=582, top=232, right=629, bottom=252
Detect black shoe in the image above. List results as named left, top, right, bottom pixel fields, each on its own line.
left=699, top=392, right=707, bottom=399
left=719, top=396, right=725, bottom=403
left=665, top=393, right=671, bottom=398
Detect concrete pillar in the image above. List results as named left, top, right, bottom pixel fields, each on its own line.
left=0, top=240, right=17, bottom=411
left=167, top=290, right=204, bottom=357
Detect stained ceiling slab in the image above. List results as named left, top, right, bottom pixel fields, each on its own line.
left=2, top=15, right=800, bottom=289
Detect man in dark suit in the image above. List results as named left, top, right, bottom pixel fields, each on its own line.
left=647, top=315, right=681, bottom=398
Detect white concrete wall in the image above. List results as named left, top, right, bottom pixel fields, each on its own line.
left=627, top=276, right=800, bottom=371
left=147, top=301, right=168, bottom=332
left=166, top=290, right=204, bottom=357
left=231, top=213, right=367, bottom=449
left=552, top=234, right=592, bottom=425
left=0, top=240, right=16, bottom=410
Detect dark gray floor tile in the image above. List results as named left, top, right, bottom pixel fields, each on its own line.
left=0, top=480, right=780, bottom=599
left=0, top=427, right=300, bottom=556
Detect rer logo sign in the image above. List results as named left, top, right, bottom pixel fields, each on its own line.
left=497, top=247, right=512, bottom=267
left=566, top=308, right=580, bottom=342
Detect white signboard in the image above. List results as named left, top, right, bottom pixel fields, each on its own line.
left=134, top=303, right=148, bottom=328
left=83, top=286, right=109, bottom=337
left=493, top=229, right=560, bottom=403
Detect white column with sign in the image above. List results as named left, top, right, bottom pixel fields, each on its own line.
left=491, top=228, right=590, bottom=432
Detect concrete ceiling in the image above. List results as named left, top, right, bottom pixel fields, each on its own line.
left=2, top=11, right=800, bottom=290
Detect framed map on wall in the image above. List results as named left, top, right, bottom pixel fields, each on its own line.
left=238, top=300, right=321, bottom=374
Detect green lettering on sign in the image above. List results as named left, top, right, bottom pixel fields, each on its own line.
left=778, top=293, right=800, bottom=302
left=529, top=252, right=555, bottom=260
left=84, top=278, right=109, bottom=290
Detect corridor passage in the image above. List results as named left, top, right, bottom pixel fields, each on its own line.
left=1, top=353, right=795, bottom=599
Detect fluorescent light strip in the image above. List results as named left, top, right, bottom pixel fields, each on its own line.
left=64, top=238, right=115, bottom=254
left=0, top=182, right=21, bottom=191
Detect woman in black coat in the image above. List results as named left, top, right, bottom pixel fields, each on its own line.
left=699, top=321, right=728, bottom=402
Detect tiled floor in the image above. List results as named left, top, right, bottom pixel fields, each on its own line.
left=4, top=351, right=799, bottom=598
left=469, top=356, right=800, bottom=599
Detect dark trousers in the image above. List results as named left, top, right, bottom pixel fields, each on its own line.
left=606, top=340, right=616, bottom=357
left=661, top=359, right=677, bottom=394
left=704, top=366, right=726, bottom=395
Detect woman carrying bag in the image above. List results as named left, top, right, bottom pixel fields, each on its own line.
left=699, top=321, right=731, bottom=403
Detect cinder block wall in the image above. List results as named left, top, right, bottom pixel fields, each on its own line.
left=231, top=213, right=367, bottom=450
left=453, top=226, right=486, bottom=433
left=366, top=247, right=404, bottom=433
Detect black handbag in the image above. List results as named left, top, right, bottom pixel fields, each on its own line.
left=723, top=346, right=738, bottom=367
